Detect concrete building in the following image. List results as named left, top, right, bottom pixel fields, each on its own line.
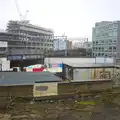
left=7, top=21, right=54, bottom=56
left=0, top=20, right=54, bottom=60
left=0, top=20, right=54, bottom=68
left=92, top=21, right=120, bottom=58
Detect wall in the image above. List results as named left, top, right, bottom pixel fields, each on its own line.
left=58, top=81, right=112, bottom=95
left=73, top=69, right=90, bottom=81
left=33, top=83, right=58, bottom=97
left=45, top=57, right=114, bottom=64
left=0, top=58, right=10, bottom=71
left=73, top=68, right=114, bottom=81
left=0, top=85, right=33, bottom=97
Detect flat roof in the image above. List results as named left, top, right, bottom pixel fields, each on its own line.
left=63, top=63, right=115, bottom=68
left=0, top=72, right=62, bottom=86
left=59, top=79, right=112, bottom=84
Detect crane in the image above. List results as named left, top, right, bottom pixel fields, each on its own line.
left=14, top=0, right=29, bottom=21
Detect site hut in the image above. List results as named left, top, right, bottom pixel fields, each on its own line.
left=0, top=72, right=62, bottom=99
left=57, top=63, right=115, bottom=96
left=62, top=63, right=116, bottom=81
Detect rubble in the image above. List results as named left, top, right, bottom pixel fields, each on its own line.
left=0, top=93, right=120, bottom=120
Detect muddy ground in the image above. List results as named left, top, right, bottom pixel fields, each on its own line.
left=0, top=96, right=120, bottom=120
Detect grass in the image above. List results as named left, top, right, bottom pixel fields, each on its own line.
left=76, top=101, right=96, bottom=105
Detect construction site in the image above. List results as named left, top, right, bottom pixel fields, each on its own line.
left=1, top=1, right=120, bottom=120
left=0, top=63, right=120, bottom=120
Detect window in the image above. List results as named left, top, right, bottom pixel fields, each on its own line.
left=113, top=47, right=116, bottom=50
left=113, top=23, right=118, bottom=28
left=109, top=32, right=112, bottom=37
left=101, top=40, right=104, bottom=43
left=113, top=31, right=117, bottom=36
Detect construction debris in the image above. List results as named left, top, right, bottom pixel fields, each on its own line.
left=0, top=94, right=119, bottom=120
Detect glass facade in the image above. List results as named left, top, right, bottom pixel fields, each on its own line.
left=92, top=21, right=119, bottom=58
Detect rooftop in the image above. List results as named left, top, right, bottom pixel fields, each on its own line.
left=7, top=20, right=54, bottom=33
left=63, top=63, right=116, bottom=69
left=0, top=72, right=62, bottom=86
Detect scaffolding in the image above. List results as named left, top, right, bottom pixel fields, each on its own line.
left=6, top=20, right=54, bottom=56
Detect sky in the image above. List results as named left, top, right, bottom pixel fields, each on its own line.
left=0, top=0, right=120, bottom=40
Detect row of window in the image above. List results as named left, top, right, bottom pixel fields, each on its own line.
left=93, top=53, right=116, bottom=57
left=93, top=47, right=116, bottom=50
left=93, top=40, right=116, bottom=44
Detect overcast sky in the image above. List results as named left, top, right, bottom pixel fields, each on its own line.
left=0, top=0, right=120, bottom=40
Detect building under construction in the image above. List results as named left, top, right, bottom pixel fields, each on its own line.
left=0, top=20, right=54, bottom=68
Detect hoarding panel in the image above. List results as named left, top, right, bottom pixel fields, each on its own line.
left=33, top=83, right=58, bottom=97
left=90, top=68, right=112, bottom=80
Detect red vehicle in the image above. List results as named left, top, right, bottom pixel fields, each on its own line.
left=32, top=64, right=47, bottom=72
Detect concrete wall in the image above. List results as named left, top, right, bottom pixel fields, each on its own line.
left=73, top=68, right=113, bottom=81
left=58, top=81, right=112, bottom=95
left=45, top=57, right=114, bottom=64
left=0, top=58, right=10, bottom=71
left=33, top=83, right=58, bottom=97
left=0, top=85, right=33, bottom=97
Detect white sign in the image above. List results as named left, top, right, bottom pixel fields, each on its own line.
left=33, top=83, right=58, bottom=97
left=0, top=41, right=8, bottom=47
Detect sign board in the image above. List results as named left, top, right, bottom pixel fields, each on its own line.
left=7, top=55, right=23, bottom=60
left=7, top=55, right=44, bottom=60
left=33, top=83, right=58, bottom=97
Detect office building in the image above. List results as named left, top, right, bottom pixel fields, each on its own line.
left=53, top=36, right=68, bottom=51
left=92, top=21, right=120, bottom=58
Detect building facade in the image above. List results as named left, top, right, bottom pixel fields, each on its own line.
left=92, top=21, right=120, bottom=58
left=53, top=36, right=68, bottom=51
left=0, top=20, right=54, bottom=60
left=68, top=38, right=88, bottom=49
left=67, top=40, right=72, bottom=50
left=0, top=41, right=8, bottom=57
left=83, top=41, right=92, bottom=49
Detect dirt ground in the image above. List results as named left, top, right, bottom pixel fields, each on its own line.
left=0, top=96, right=120, bottom=120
